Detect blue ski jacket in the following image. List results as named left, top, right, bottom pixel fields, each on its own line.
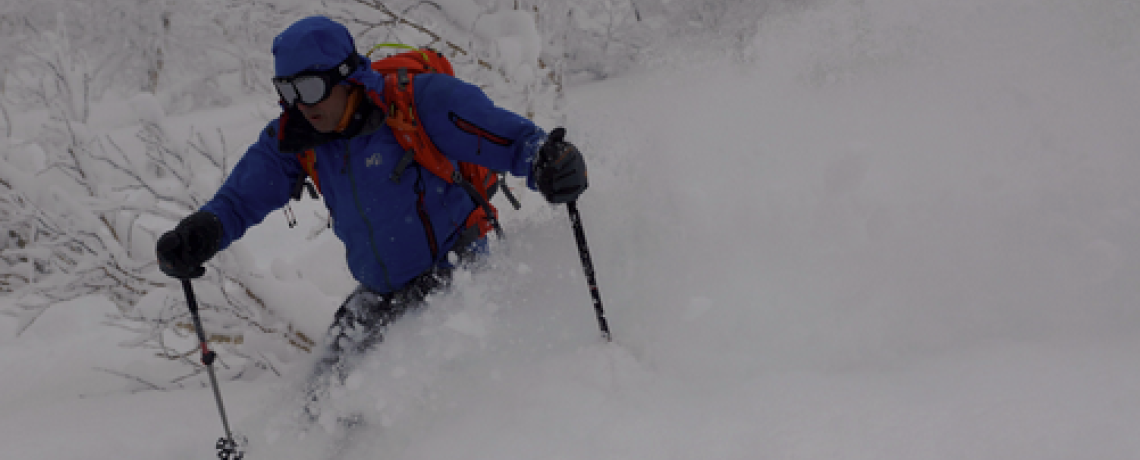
left=201, top=63, right=544, bottom=294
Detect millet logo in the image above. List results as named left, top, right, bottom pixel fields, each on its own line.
left=366, top=152, right=383, bottom=168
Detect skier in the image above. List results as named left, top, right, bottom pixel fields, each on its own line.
left=155, top=16, right=588, bottom=395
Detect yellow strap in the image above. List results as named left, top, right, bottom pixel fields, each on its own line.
left=366, top=43, right=431, bottom=62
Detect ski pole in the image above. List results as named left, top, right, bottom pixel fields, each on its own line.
left=566, top=201, right=611, bottom=341
left=542, top=127, right=612, bottom=342
left=178, top=268, right=244, bottom=460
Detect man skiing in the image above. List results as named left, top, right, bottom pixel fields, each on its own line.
left=155, top=16, right=588, bottom=391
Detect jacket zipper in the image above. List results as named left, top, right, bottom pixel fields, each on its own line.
left=344, top=141, right=394, bottom=291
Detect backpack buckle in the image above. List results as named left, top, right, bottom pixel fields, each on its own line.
left=397, top=68, right=410, bottom=90
left=390, top=148, right=417, bottom=182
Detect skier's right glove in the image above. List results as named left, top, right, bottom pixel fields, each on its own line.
left=156, top=211, right=223, bottom=279
left=534, top=127, right=588, bottom=204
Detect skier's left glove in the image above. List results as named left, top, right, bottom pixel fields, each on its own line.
left=534, top=127, right=588, bottom=204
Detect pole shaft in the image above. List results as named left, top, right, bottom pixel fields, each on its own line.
left=568, top=201, right=611, bottom=341
left=180, top=277, right=236, bottom=441
left=204, top=363, right=234, bottom=439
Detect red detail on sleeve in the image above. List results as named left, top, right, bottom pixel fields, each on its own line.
left=449, top=112, right=514, bottom=147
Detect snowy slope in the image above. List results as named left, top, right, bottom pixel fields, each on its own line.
left=4, top=0, right=1140, bottom=459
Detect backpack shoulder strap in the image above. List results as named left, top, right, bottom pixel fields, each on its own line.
left=275, top=109, right=322, bottom=199
left=381, top=70, right=504, bottom=237
left=383, top=70, right=459, bottom=184
left=292, top=148, right=320, bottom=199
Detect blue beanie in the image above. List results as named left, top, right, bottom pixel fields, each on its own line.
left=272, top=16, right=357, bottom=77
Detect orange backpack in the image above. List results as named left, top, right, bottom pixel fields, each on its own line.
left=293, top=46, right=519, bottom=239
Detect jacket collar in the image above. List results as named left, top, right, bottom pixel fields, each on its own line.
left=277, top=84, right=386, bottom=153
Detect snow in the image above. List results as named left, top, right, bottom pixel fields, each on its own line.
left=5, top=0, right=1140, bottom=459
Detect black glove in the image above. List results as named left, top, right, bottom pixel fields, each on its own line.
left=156, top=211, right=223, bottom=279
left=535, top=127, right=588, bottom=204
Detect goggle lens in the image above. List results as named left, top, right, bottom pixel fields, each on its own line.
left=273, top=75, right=331, bottom=106
left=272, top=55, right=359, bottom=107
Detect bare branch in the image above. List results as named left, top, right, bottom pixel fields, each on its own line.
left=93, top=367, right=173, bottom=393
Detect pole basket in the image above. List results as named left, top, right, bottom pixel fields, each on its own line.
left=216, top=436, right=244, bottom=460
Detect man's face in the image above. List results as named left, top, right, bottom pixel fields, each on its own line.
left=297, top=84, right=349, bottom=133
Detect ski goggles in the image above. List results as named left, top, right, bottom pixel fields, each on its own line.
left=272, top=55, right=360, bottom=106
